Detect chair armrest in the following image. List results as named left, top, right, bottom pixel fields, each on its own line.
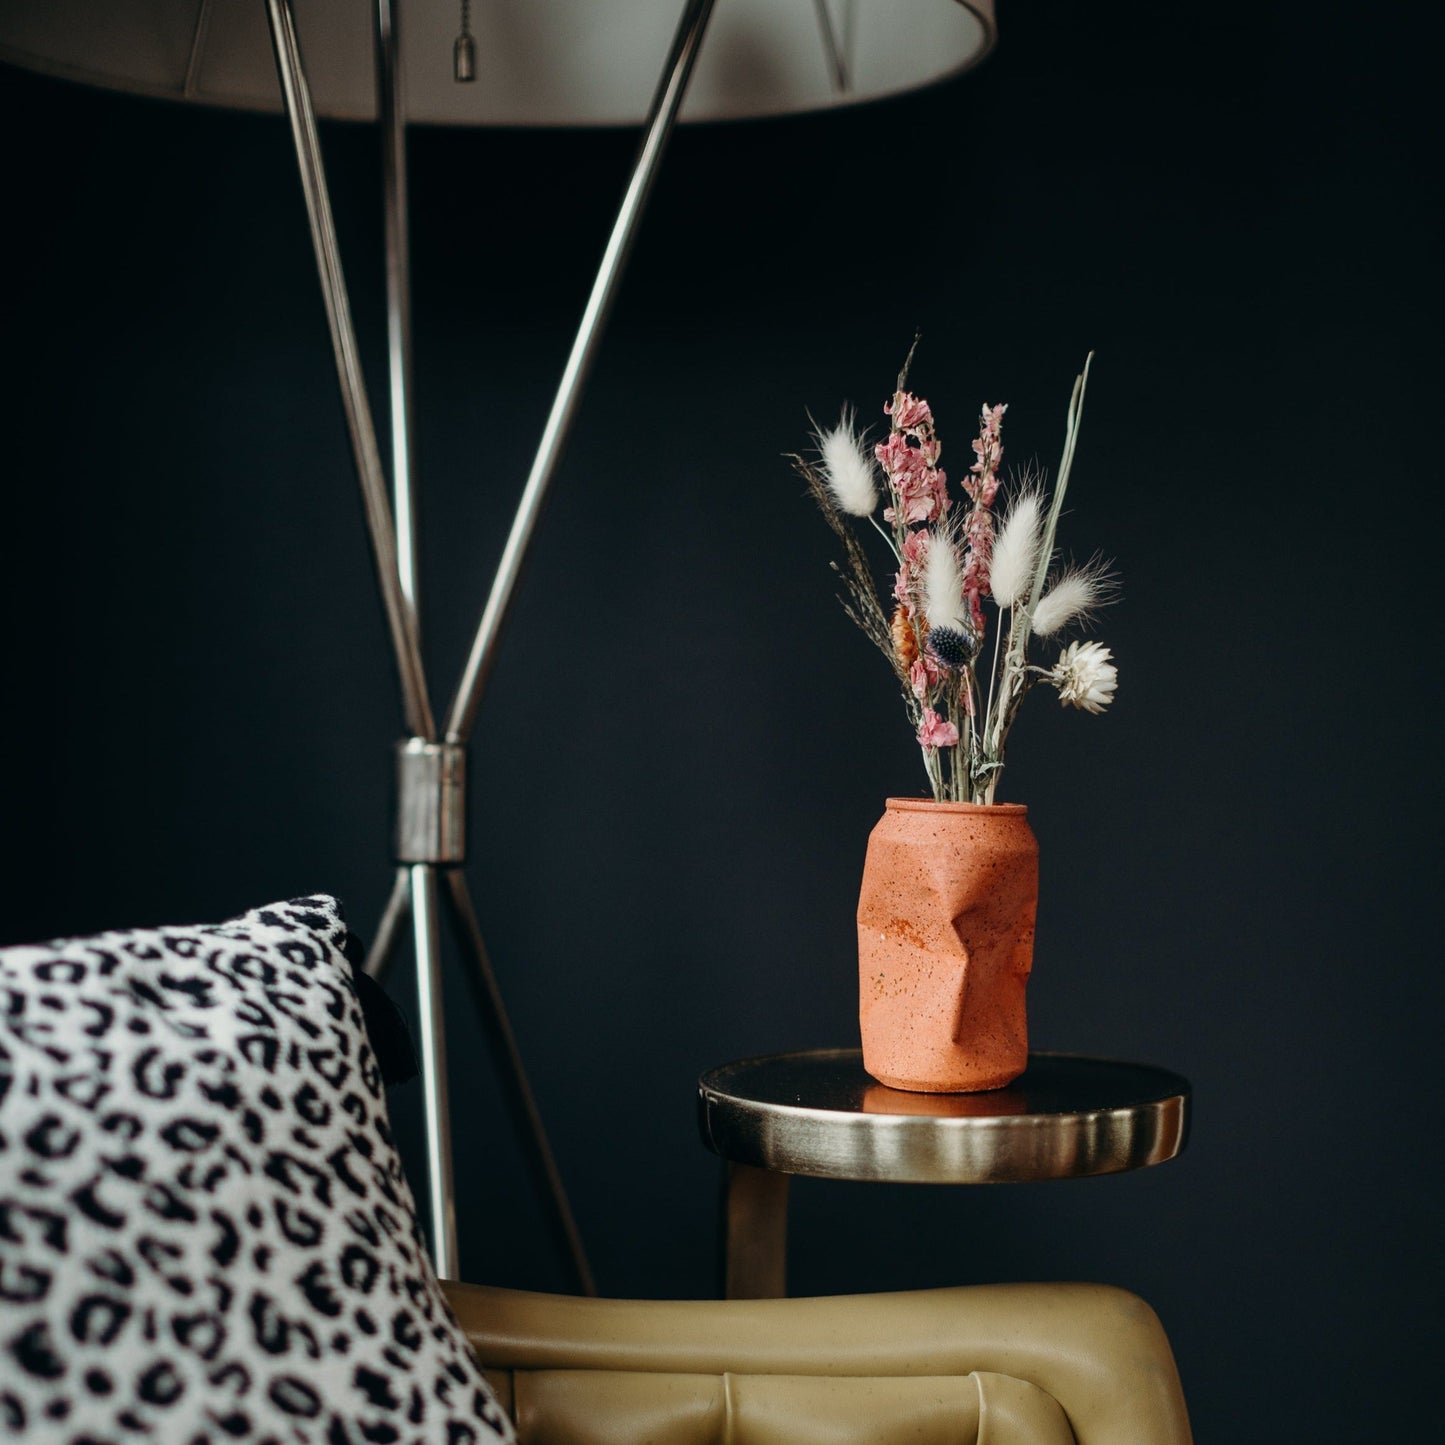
left=444, top=1281, right=1192, bottom=1445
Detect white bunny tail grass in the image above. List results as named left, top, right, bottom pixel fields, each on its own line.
left=815, top=408, right=879, bottom=518
left=990, top=487, right=1045, bottom=608
left=1030, top=558, right=1116, bottom=637
left=922, top=524, right=971, bottom=634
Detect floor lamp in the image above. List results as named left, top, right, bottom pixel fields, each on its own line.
left=0, top=0, right=996, bottom=1289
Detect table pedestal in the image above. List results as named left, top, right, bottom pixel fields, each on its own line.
left=723, top=1164, right=790, bottom=1300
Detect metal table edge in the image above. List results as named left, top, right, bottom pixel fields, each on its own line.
left=696, top=1048, right=1191, bottom=1184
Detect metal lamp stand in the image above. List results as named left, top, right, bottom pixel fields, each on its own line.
left=262, top=0, right=718, bottom=1287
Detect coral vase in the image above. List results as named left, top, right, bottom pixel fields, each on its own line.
left=857, top=799, right=1038, bottom=1093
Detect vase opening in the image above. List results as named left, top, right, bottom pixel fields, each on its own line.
left=884, top=797, right=1028, bottom=816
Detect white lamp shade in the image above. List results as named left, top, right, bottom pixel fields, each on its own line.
left=0, top=0, right=995, bottom=126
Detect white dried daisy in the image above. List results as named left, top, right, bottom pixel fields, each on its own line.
left=815, top=408, right=879, bottom=518
left=1050, top=640, right=1118, bottom=713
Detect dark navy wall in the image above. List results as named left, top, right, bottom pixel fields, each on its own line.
left=3, top=3, right=1437, bottom=1438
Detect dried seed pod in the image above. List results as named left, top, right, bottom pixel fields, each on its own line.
left=892, top=605, right=923, bottom=670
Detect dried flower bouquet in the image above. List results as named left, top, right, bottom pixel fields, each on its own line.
left=795, top=347, right=1116, bottom=804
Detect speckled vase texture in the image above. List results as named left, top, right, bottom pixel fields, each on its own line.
left=857, top=799, right=1038, bottom=1093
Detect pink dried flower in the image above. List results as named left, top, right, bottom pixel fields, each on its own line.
left=877, top=394, right=949, bottom=525
left=887, top=392, right=932, bottom=433
left=927, top=465, right=949, bottom=518
left=915, top=708, right=959, bottom=749
left=893, top=528, right=931, bottom=614
left=966, top=590, right=987, bottom=636
left=950, top=401, right=1008, bottom=633
left=875, top=432, right=923, bottom=484
left=876, top=433, right=945, bottom=525
left=961, top=505, right=995, bottom=634
left=902, top=529, right=931, bottom=564
left=966, top=401, right=1007, bottom=505
left=909, top=656, right=941, bottom=700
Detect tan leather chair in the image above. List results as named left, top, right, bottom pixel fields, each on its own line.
left=445, top=1280, right=1193, bottom=1443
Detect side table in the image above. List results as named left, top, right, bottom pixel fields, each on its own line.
left=697, top=1049, right=1190, bottom=1299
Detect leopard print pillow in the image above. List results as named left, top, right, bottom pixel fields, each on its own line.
left=0, top=895, right=513, bottom=1444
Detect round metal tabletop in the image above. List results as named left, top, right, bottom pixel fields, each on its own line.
left=697, top=1049, right=1190, bottom=1184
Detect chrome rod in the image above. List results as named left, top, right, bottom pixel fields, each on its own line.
left=444, top=0, right=718, bottom=742
left=444, top=868, right=597, bottom=1296
left=412, top=864, right=459, bottom=1277
left=374, top=0, right=421, bottom=629
left=264, top=0, right=435, bottom=742
left=364, top=864, right=411, bottom=979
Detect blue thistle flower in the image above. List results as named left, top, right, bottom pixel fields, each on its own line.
left=927, top=625, right=980, bottom=672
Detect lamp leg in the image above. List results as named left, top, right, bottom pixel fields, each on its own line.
left=374, top=0, right=421, bottom=633
left=270, top=0, right=716, bottom=1298
left=411, top=863, right=459, bottom=1278
left=263, top=0, right=434, bottom=742
left=443, top=867, right=597, bottom=1297
left=444, top=0, right=719, bottom=743
left=365, top=864, right=412, bottom=979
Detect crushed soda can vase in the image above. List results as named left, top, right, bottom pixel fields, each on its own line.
left=857, top=799, right=1038, bottom=1093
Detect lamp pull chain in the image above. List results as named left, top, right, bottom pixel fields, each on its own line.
left=454, top=0, right=475, bottom=82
